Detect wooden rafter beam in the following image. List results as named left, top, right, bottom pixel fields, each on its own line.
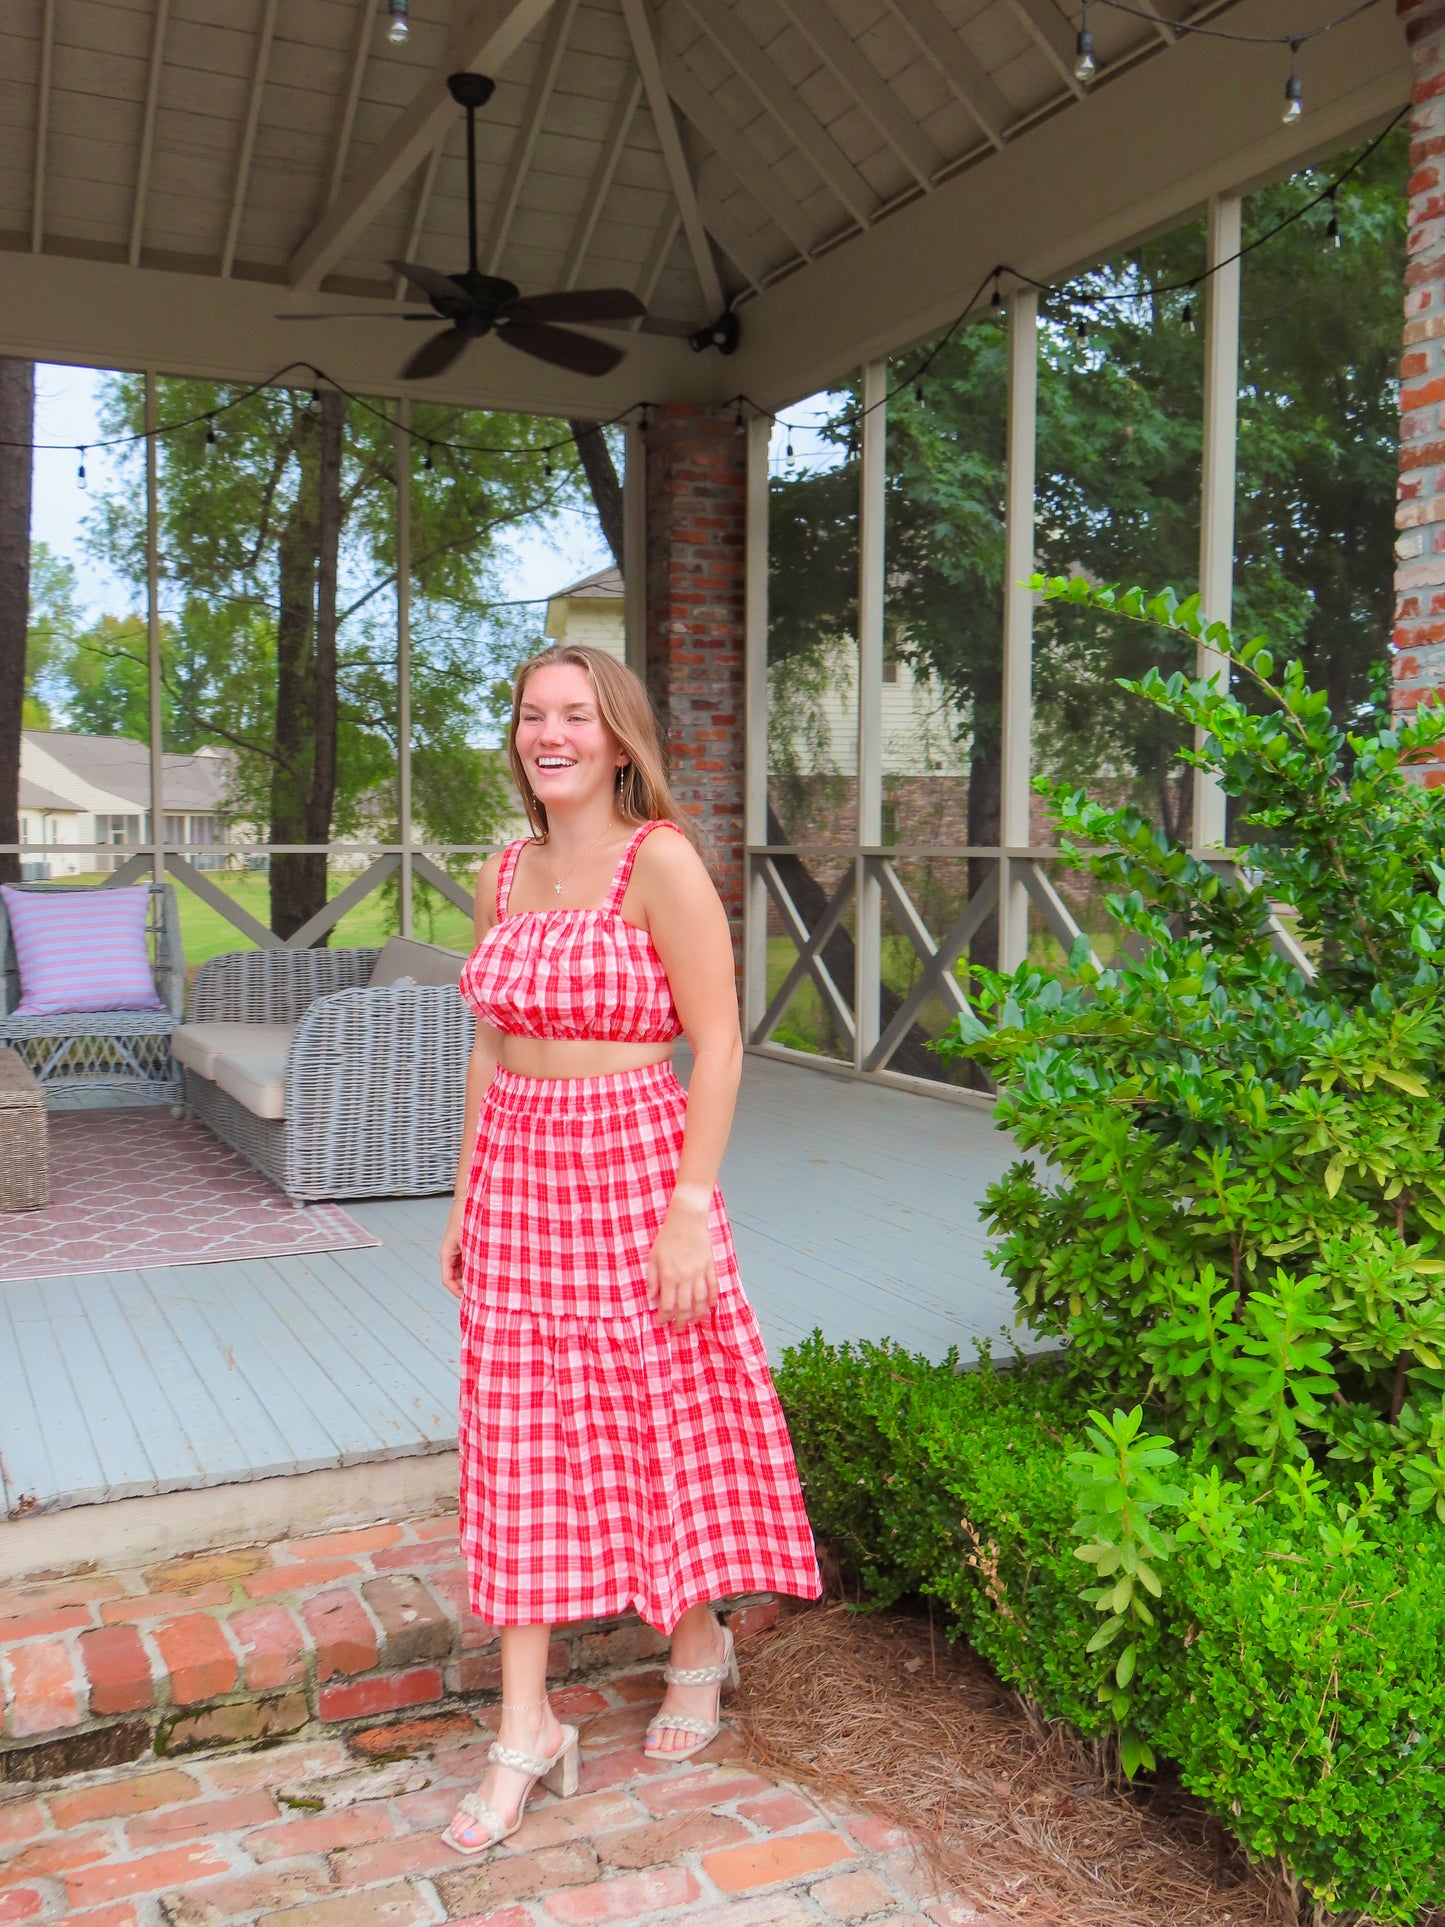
left=660, top=49, right=814, bottom=259
left=325, top=0, right=376, bottom=210
left=392, top=140, right=446, bottom=298
left=287, top=0, right=560, bottom=292
left=886, top=0, right=1012, bottom=150
left=1004, top=0, right=1086, bottom=99
left=482, top=0, right=580, bottom=274
left=31, top=0, right=55, bottom=252
left=221, top=0, right=280, bottom=278
left=777, top=0, right=942, bottom=191
left=677, top=0, right=875, bottom=228
left=129, top=0, right=173, bottom=268
left=619, top=0, right=725, bottom=317
left=632, top=203, right=681, bottom=324
left=560, top=68, right=642, bottom=288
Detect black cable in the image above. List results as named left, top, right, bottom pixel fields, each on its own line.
left=750, top=101, right=1408, bottom=436
left=1, top=98, right=1411, bottom=455
left=1090, top=0, right=1382, bottom=46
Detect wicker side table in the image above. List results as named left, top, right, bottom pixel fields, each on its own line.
left=0, top=1045, right=48, bottom=1210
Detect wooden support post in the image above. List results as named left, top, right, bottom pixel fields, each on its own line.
left=145, top=373, right=165, bottom=888
left=744, top=413, right=770, bottom=1033
left=999, top=289, right=1037, bottom=973
left=1195, top=193, right=1240, bottom=852
left=395, top=398, right=413, bottom=937
left=623, top=422, right=646, bottom=680
left=855, top=359, right=886, bottom=1068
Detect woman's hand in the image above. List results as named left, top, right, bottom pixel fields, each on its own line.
left=439, top=1204, right=466, bottom=1301
left=647, top=1196, right=719, bottom=1330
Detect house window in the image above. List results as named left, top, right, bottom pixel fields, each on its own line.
left=881, top=801, right=899, bottom=844
left=882, top=649, right=899, bottom=685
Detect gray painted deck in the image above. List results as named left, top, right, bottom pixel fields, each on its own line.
left=0, top=1057, right=1022, bottom=1517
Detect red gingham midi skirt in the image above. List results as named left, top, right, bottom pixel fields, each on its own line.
left=458, top=1061, right=821, bottom=1631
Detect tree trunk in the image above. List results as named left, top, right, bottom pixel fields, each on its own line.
left=269, top=391, right=343, bottom=941
left=569, top=421, right=624, bottom=567
left=0, top=360, right=33, bottom=889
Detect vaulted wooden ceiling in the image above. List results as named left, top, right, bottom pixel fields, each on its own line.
left=0, top=0, right=1411, bottom=415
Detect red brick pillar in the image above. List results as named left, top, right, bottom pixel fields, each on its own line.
left=1396, top=0, right=1445, bottom=777
left=643, top=403, right=747, bottom=958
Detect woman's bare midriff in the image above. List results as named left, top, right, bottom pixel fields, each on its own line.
left=497, top=1037, right=675, bottom=1080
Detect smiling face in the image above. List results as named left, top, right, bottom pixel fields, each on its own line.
left=514, top=662, right=628, bottom=815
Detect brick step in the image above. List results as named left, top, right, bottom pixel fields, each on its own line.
left=0, top=1513, right=775, bottom=1786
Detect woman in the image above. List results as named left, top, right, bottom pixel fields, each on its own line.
left=438, top=643, right=820, bottom=1856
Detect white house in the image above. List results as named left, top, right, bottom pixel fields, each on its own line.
left=18, top=733, right=234, bottom=877
left=542, top=565, right=965, bottom=786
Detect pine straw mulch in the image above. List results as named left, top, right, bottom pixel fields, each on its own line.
left=732, top=1600, right=1293, bottom=1927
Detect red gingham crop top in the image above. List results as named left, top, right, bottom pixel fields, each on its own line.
left=459, top=820, right=685, bottom=1043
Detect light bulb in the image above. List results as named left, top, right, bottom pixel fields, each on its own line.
left=386, top=0, right=409, bottom=44
left=1074, top=29, right=1095, bottom=82
left=1282, top=44, right=1302, bottom=123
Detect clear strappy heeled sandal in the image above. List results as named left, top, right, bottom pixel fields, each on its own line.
left=645, top=1625, right=740, bottom=1763
left=442, top=1722, right=580, bottom=1857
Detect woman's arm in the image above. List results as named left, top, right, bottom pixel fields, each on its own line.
left=440, top=853, right=505, bottom=1299
left=635, top=830, right=743, bottom=1326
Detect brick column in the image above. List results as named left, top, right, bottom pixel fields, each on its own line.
left=1396, top=0, right=1445, bottom=778
left=643, top=403, right=747, bottom=957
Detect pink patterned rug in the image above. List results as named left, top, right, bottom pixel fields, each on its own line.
left=0, top=1109, right=381, bottom=1283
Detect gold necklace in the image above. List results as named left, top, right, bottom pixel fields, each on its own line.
left=547, top=820, right=618, bottom=897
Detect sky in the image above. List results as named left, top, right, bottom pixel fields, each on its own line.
left=27, top=362, right=613, bottom=627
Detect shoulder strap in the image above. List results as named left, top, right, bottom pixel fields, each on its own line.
left=602, top=820, right=681, bottom=918
left=494, top=839, right=529, bottom=919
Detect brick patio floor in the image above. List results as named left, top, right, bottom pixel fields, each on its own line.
left=0, top=1670, right=991, bottom=1927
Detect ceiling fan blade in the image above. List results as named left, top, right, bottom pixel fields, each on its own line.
left=493, top=320, right=626, bottom=377
left=400, top=328, right=471, bottom=381
left=502, top=288, right=646, bottom=326
left=276, top=311, right=436, bottom=321
left=386, top=260, right=473, bottom=307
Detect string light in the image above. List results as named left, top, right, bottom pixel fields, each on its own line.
left=205, top=421, right=217, bottom=447
left=1325, top=188, right=1341, bottom=247
left=76, top=448, right=87, bottom=489
left=386, top=0, right=409, bottom=45
left=1075, top=317, right=1088, bottom=344
left=785, top=436, right=794, bottom=460
left=1283, top=41, right=1303, bottom=123
left=1074, top=0, right=1097, bottom=84
left=1181, top=289, right=1197, bottom=330
left=422, top=444, right=434, bottom=471
left=914, top=382, right=925, bottom=405
left=990, top=272, right=1002, bottom=308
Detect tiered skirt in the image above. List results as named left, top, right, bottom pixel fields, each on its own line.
left=458, top=1061, right=821, bottom=1631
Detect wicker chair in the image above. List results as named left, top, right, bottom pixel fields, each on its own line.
left=0, top=880, right=185, bottom=1110
left=181, top=946, right=474, bottom=1202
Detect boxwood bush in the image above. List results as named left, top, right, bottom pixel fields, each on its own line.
left=776, top=1336, right=1445, bottom=1921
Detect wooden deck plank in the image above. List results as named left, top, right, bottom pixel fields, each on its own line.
left=0, top=1281, right=110, bottom=1507
left=76, top=1274, right=207, bottom=1495
left=34, top=1278, right=158, bottom=1502
left=164, top=1262, right=353, bottom=1476
left=238, top=1260, right=434, bottom=1466
left=0, top=1058, right=1026, bottom=1513
left=0, top=1295, right=61, bottom=1514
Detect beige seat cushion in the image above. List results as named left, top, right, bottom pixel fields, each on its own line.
left=173, top=1022, right=294, bottom=1081
left=213, top=1047, right=288, bottom=1121
left=367, top=935, right=466, bottom=989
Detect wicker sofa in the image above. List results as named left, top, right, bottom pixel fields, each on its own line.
left=175, top=938, right=473, bottom=1202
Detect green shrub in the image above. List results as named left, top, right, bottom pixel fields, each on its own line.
left=777, top=1337, right=1445, bottom=1920
left=933, top=581, right=1445, bottom=1492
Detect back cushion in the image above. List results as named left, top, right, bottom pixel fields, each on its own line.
left=366, top=935, right=465, bottom=990
left=2, top=885, right=164, bottom=1016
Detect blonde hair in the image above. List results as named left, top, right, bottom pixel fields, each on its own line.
left=507, top=643, right=696, bottom=845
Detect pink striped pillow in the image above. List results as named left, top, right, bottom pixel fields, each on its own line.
left=1, top=885, right=165, bottom=1016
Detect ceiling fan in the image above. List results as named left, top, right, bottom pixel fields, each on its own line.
left=280, top=72, right=645, bottom=380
